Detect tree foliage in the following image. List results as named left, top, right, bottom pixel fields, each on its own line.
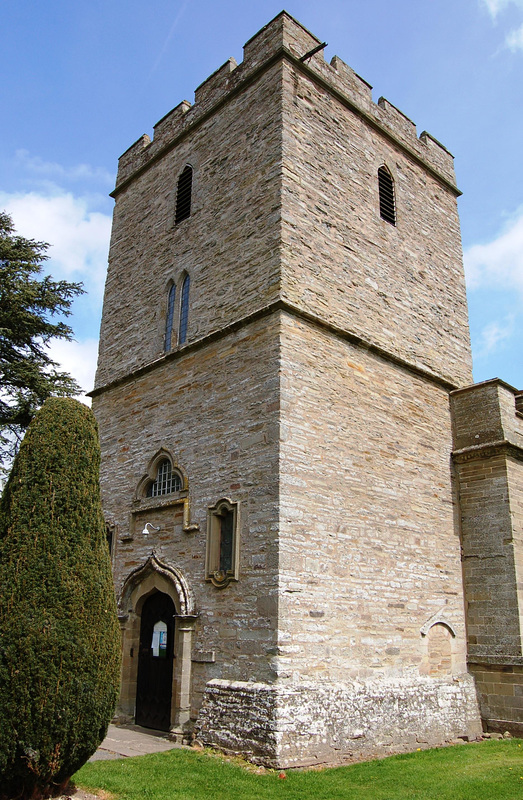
left=0, top=397, right=121, bottom=799
left=0, top=211, right=84, bottom=471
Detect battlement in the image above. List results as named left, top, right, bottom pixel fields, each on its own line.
left=113, top=11, right=458, bottom=194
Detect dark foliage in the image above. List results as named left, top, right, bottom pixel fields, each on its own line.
left=0, top=211, right=84, bottom=473
left=0, top=398, right=121, bottom=799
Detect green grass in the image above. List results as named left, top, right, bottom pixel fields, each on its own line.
left=75, top=739, right=523, bottom=800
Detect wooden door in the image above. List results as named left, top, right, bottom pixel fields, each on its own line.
left=135, top=592, right=175, bottom=730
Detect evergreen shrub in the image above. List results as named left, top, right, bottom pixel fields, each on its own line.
left=0, top=398, right=121, bottom=799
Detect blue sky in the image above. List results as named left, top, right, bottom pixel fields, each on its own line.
left=1, top=0, right=522, bottom=398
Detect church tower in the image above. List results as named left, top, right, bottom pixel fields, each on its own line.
left=92, top=12, right=482, bottom=765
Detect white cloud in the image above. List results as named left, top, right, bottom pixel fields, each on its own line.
left=15, top=149, right=114, bottom=185
left=482, top=0, right=523, bottom=18
left=46, top=338, right=99, bottom=405
left=506, top=22, right=523, bottom=49
left=474, top=315, right=515, bottom=359
left=481, top=0, right=523, bottom=50
left=0, top=190, right=111, bottom=302
left=464, top=207, right=523, bottom=296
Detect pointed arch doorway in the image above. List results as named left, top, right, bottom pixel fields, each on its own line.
left=118, top=556, right=197, bottom=737
left=136, top=591, right=176, bottom=730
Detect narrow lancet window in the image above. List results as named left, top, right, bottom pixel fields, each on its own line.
left=219, top=509, right=234, bottom=573
left=206, top=499, right=240, bottom=588
left=175, top=165, right=192, bottom=224
left=378, top=166, right=396, bottom=225
left=164, top=284, right=176, bottom=352
left=179, top=274, right=190, bottom=345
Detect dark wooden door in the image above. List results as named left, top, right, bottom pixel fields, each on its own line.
left=135, top=592, right=175, bottom=731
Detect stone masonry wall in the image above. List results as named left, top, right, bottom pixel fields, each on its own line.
left=95, top=62, right=283, bottom=388
left=93, top=315, right=282, bottom=716
left=468, top=660, right=523, bottom=736
left=451, top=380, right=523, bottom=658
left=96, top=11, right=472, bottom=392
left=280, top=59, right=472, bottom=388
left=93, top=11, right=484, bottom=762
left=454, top=452, right=521, bottom=655
left=196, top=676, right=480, bottom=767
left=276, top=315, right=470, bottom=682
left=451, top=380, right=523, bottom=732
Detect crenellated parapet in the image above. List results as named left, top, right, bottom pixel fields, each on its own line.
left=193, top=57, right=238, bottom=110
left=116, top=133, right=152, bottom=188
left=153, top=100, right=192, bottom=152
left=113, top=11, right=459, bottom=196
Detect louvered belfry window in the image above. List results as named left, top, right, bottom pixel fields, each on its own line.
left=175, top=165, right=192, bottom=224
left=378, top=166, right=396, bottom=226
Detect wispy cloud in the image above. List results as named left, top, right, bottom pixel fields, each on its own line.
left=15, top=149, right=114, bottom=185
left=148, top=0, right=190, bottom=79
left=464, top=207, right=523, bottom=296
left=480, top=0, right=523, bottom=51
left=474, top=315, right=515, bottom=359
left=482, top=0, right=523, bottom=18
left=0, top=190, right=111, bottom=303
left=506, top=22, right=523, bottom=49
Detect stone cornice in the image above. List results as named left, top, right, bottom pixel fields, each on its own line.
left=450, top=377, right=522, bottom=397
left=111, top=46, right=460, bottom=200
left=90, top=298, right=458, bottom=399
left=452, top=439, right=523, bottom=464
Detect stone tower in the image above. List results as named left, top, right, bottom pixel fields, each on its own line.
left=92, top=12, right=482, bottom=765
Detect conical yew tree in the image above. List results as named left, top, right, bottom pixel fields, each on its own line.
left=0, top=398, right=121, bottom=799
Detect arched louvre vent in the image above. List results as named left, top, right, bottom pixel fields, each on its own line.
left=175, top=165, right=192, bottom=224
left=378, top=166, right=396, bottom=225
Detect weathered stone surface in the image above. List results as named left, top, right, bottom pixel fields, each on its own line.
left=451, top=380, right=523, bottom=734
left=91, top=10, right=492, bottom=764
left=196, top=676, right=480, bottom=767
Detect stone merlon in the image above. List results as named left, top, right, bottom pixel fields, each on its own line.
left=113, top=10, right=458, bottom=195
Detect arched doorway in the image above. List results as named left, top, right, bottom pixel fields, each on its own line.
left=117, top=555, right=197, bottom=737
left=136, top=591, right=176, bottom=730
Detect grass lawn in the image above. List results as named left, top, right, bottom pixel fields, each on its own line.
left=75, top=739, right=523, bottom=800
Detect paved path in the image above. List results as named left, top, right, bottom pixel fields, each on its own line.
left=90, top=724, right=183, bottom=761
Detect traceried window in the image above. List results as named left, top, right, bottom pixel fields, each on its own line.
left=206, top=498, right=239, bottom=588
left=178, top=274, right=190, bottom=345
left=378, top=165, right=396, bottom=226
left=175, top=165, right=192, bottom=224
left=164, top=284, right=176, bottom=352
left=146, top=459, right=182, bottom=497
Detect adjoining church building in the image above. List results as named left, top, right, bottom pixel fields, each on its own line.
left=91, top=11, right=523, bottom=767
